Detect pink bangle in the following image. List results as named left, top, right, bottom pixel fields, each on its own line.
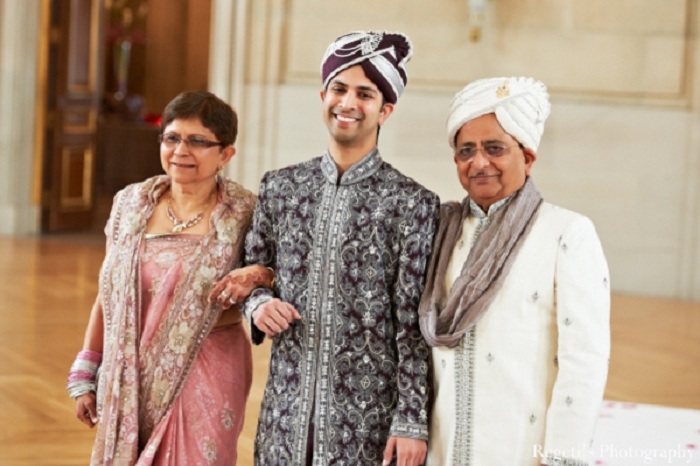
left=66, top=350, right=102, bottom=398
left=77, top=350, right=102, bottom=364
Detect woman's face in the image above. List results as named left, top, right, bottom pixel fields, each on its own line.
left=159, top=117, right=235, bottom=187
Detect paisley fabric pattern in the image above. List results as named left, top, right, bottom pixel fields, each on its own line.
left=244, top=150, right=440, bottom=465
left=91, top=175, right=256, bottom=466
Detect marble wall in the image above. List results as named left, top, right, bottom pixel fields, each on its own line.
left=0, top=0, right=41, bottom=235
left=0, top=0, right=697, bottom=300
left=230, top=83, right=700, bottom=300
left=283, top=0, right=692, bottom=105
left=210, top=0, right=700, bottom=300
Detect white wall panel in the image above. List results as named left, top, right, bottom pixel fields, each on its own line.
left=283, top=0, right=692, bottom=104
left=207, top=0, right=700, bottom=300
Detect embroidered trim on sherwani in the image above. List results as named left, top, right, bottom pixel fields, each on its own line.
left=244, top=150, right=439, bottom=465
left=447, top=199, right=507, bottom=466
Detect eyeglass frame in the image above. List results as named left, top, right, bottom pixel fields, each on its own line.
left=158, top=133, right=225, bottom=151
left=453, top=142, right=525, bottom=162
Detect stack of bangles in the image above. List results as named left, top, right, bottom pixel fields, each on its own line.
left=66, top=350, right=102, bottom=399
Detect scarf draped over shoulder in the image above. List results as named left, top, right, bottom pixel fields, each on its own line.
left=92, top=175, right=256, bottom=465
left=419, top=177, right=542, bottom=348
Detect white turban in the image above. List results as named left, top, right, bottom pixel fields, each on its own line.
left=446, top=76, right=551, bottom=151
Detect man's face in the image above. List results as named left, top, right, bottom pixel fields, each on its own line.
left=453, top=113, right=536, bottom=211
left=320, top=65, right=393, bottom=148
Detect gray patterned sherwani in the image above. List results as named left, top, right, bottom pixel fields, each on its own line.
left=244, top=149, right=439, bottom=466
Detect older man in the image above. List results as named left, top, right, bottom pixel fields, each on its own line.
left=420, top=77, right=610, bottom=466
left=244, top=31, right=439, bottom=466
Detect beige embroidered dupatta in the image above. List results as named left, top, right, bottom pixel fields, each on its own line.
left=92, top=175, right=255, bottom=466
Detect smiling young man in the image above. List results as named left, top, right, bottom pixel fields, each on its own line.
left=419, top=77, right=610, bottom=466
left=242, top=31, right=439, bottom=466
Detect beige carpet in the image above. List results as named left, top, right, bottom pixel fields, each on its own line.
left=590, top=401, right=699, bottom=465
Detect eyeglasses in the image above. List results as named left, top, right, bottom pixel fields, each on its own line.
left=158, top=133, right=224, bottom=151
left=454, top=143, right=522, bottom=161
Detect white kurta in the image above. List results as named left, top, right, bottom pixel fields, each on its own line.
left=427, top=202, right=610, bottom=466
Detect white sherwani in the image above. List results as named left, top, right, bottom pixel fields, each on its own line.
left=427, top=201, right=610, bottom=466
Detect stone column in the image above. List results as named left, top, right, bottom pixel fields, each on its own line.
left=0, top=0, right=42, bottom=235
left=209, top=0, right=287, bottom=192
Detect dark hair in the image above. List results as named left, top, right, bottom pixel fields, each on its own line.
left=160, top=91, right=238, bottom=147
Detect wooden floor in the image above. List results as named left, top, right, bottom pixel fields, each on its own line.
left=0, top=234, right=698, bottom=465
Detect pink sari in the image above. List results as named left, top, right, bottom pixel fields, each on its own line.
left=92, top=176, right=256, bottom=466
left=137, top=235, right=252, bottom=465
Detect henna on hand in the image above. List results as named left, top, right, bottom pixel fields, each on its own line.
left=209, top=265, right=275, bottom=304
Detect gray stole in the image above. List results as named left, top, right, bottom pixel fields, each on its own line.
left=419, top=177, right=543, bottom=348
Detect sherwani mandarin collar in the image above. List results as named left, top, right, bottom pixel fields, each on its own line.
left=468, top=194, right=512, bottom=220
left=320, top=148, right=382, bottom=185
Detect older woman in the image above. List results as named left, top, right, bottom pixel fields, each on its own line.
left=67, top=91, right=271, bottom=465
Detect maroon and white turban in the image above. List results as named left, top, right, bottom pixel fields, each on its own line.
left=447, top=77, right=551, bottom=151
left=321, top=31, right=412, bottom=104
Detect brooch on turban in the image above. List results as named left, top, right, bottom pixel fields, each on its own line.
left=447, top=76, right=551, bottom=151
left=321, top=31, right=413, bottom=104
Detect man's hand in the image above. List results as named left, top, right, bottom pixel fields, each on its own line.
left=252, top=298, right=301, bottom=339
left=75, top=392, right=98, bottom=428
left=382, top=436, right=427, bottom=466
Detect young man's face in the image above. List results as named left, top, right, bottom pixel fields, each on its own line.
left=320, top=65, right=394, bottom=149
left=453, top=113, right=536, bottom=211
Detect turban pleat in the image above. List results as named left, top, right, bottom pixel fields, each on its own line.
left=321, top=31, right=412, bottom=104
left=447, top=77, right=551, bottom=151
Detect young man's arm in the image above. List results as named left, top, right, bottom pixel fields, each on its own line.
left=241, top=172, right=279, bottom=344
left=384, top=190, right=440, bottom=466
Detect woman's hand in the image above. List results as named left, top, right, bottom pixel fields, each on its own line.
left=75, top=392, right=98, bottom=428
left=209, top=265, right=274, bottom=307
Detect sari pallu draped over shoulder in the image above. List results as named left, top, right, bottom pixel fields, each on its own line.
left=419, top=177, right=543, bottom=348
left=92, top=175, right=256, bottom=466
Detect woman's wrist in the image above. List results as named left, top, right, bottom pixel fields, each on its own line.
left=247, top=264, right=275, bottom=289
left=263, top=266, right=275, bottom=289
left=67, top=350, right=102, bottom=399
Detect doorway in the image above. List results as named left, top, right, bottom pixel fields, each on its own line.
left=39, top=0, right=212, bottom=233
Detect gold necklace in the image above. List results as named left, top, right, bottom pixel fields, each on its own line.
left=166, top=198, right=204, bottom=233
